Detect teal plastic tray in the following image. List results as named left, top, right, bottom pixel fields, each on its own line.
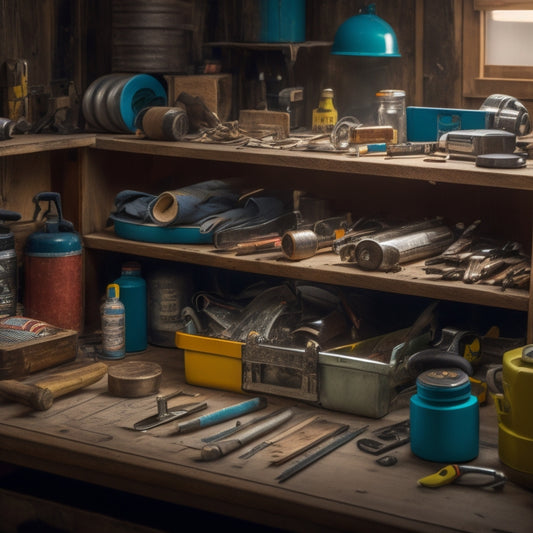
left=110, top=215, right=213, bottom=244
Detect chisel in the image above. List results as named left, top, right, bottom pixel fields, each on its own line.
left=0, top=362, right=108, bottom=411
left=174, top=396, right=267, bottom=434
left=201, top=408, right=295, bottom=461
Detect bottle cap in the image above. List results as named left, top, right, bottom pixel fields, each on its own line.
left=107, top=283, right=120, bottom=298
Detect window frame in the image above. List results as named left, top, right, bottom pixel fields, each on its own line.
left=463, top=0, right=533, bottom=100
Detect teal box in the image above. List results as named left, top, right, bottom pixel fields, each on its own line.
left=406, top=106, right=490, bottom=142
left=258, top=0, right=306, bottom=43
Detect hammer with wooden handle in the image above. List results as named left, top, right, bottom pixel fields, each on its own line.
left=0, top=362, right=108, bottom=411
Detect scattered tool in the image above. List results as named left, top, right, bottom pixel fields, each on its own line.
left=0, top=362, right=107, bottom=411
left=133, top=390, right=204, bottom=431
left=418, top=464, right=507, bottom=490
left=200, top=408, right=295, bottom=461
left=174, top=396, right=268, bottom=434
left=357, top=419, right=410, bottom=455
left=239, top=414, right=320, bottom=459
left=202, top=407, right=288, bottom=443
left=269, top=419, right=350, bottom=466
left=276, top=424, right=368, bottom=483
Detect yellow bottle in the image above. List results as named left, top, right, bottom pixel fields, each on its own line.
left=312, top=88, right=338, bottom=133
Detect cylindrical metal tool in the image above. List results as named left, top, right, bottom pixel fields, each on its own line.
left=354, top=225, right=454, bottom=271
left=282, top=229, right=319, bottom=260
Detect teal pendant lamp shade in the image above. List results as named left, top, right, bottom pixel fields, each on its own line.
left=331, top=3, right=401, bottom=57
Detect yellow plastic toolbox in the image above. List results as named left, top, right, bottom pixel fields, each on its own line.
left=175, top=331, right=244, bottom=393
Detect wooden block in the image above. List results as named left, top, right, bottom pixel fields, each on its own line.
left=0, top=328, right=78, bottom=379
left=164, top=74, right=232, bottom=122
left=238, top=110, right=290, bottom=139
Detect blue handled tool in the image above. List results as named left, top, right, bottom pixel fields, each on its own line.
left=175, top=397, right=268, bottom=434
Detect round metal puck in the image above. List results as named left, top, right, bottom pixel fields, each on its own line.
left=108, top=361, right=162, bottom=398
left=475, top=153, right=527, bottom=169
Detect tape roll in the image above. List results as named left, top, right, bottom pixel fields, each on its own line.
left=93, top=73, right=130, bottom=132
left=82, top=73, right=167, bottom=133
left=120, top=74, right=167, bottom=132
left=141, top=106, right=189, bottom=141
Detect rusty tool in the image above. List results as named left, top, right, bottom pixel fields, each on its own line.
left=0, top=362, right=108, bottom=411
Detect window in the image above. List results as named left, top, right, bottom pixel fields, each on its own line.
left=463, top=0, right=533, bottom=100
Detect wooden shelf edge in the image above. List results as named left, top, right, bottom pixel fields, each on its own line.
left=83, top=231, right=529, bottom=312
left=0, top=133, right=96, bottom=157
left=92, top=135, right=533, bottom=191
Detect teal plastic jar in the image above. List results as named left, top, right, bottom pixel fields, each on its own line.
left=410, top=368, right=479, bottom=462
left=114, top=261, right=147, bottom=352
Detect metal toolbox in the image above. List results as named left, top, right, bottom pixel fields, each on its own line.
left=318, top=329, right=432, bottom=418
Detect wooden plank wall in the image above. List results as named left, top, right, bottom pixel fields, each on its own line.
left=1, top=0, right=463, bottom=129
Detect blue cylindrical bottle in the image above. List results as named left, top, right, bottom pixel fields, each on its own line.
left=114, top=261, right=147, bottom=352
left=410, top=368, right=479, bottom=462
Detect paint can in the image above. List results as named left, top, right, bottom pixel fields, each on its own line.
left=0, top=210, right=21, bottom=317
left=146, top=263, right=193, bottom=347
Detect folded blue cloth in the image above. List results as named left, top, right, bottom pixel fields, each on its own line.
left=148, top=180, right=239, bottom=226
left=199, top=196, right=286, bottom=233
left=113, top=190, right=155, bottom=222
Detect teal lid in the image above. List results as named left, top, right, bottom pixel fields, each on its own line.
left=331, top=4, right=401, bottom=57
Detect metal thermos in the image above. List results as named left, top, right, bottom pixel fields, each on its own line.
left=114, top=261, right=147, bottom=352
left=24, top=192, right=83, bottom=331
left=410, top=368, right=479, bottom=462
left=147, top=263, right=193, bottom=347
left=0, top=210, right=21, bottom=317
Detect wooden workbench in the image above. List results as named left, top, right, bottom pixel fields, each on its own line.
left=0, top=347, right=531, bottom=533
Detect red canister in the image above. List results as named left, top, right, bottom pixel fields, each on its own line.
left=24, top=192, right=83, bottom=331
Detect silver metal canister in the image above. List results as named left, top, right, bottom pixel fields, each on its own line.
left=147, top=264, right=194, bottom=347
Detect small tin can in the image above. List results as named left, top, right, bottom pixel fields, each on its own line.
left=410, top=368, right=479, bottom=462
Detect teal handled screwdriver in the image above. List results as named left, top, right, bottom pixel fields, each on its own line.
left=174, top=396, right=268, bottom=434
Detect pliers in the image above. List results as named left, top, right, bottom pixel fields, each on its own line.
left=418, top=464, right=507, bottom=489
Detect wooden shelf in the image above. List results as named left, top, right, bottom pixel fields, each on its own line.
left=0, top=133, right=95, bottom=157
left=84, top=230, right=529, bottom=312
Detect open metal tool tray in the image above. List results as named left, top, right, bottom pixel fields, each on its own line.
left=318, top=329, right=433, bottom=418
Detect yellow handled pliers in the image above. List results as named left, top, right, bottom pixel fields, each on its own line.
left=418, top=464, right=507, bottom=489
